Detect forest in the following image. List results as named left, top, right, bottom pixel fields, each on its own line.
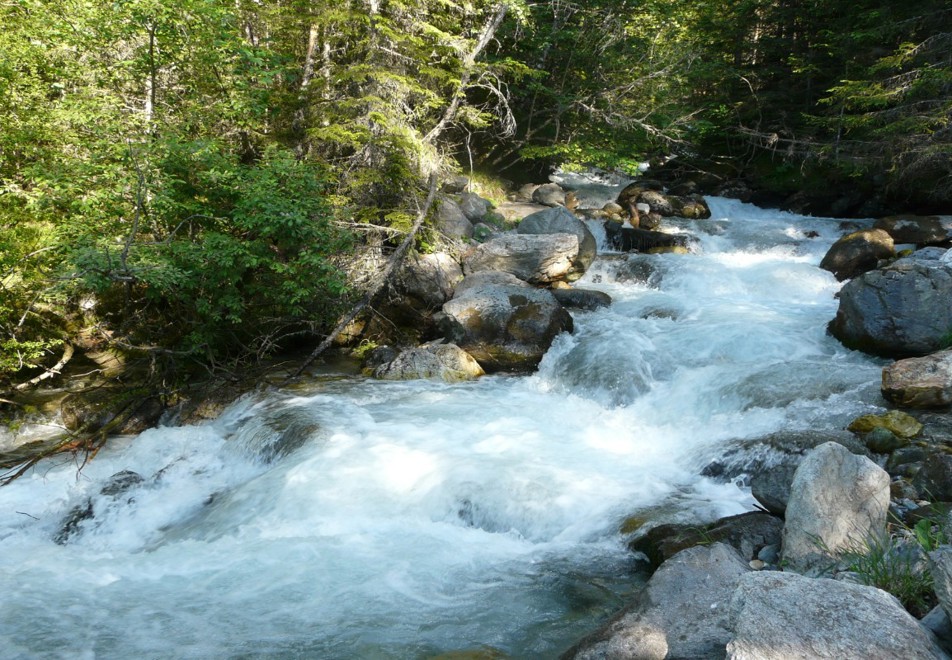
left=1, top=0, right=950, bottom=394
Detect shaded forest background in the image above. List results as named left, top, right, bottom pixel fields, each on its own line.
left=1, top=0, right=950, bottom=391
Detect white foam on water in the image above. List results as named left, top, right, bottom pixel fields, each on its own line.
left=0, top=195, right=886, bottom=658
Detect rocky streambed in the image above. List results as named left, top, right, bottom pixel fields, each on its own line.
left=3, top=170, right=952, bottom=658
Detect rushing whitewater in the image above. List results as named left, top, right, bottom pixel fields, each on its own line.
left=0, top=195, right=886, bottom=658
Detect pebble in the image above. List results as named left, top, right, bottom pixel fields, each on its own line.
left=749, top=559, right=765, bottom=570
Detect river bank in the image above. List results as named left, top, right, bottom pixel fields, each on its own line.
left=2, top=171, right=951, bottom=657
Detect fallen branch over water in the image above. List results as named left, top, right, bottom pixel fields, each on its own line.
left=11, top=342, right=74, bottom=392
left=287, top=174, right=439, bottom=381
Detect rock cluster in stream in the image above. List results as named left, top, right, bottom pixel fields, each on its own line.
left=567, top=439, right=952, bottom=659
left=362, top=176, right=708, bottom=380
left=559, top=209, right=952, bottom=657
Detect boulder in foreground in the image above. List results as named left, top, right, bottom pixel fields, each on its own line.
left=564, top=543, right=750, bottom=660
left=727, top=571, right=947, bottom=659
left=782, top=442, right=889, bottom=573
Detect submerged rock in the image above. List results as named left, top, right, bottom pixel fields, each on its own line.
left=54, top=470, right=144, bottom=544
left=628, top=512, right=782, bottom=568
left=550, top=287, right=612, bottom=311
left=604, top=225, right=691, bottom=253
left=727, top=571, right=947, bottom=659
left=782, top=442, right=890, bottom=573
left=564, top=543, right=750, bottom=660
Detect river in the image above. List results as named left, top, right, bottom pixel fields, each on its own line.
left=0, top=183, right=885, bottom=658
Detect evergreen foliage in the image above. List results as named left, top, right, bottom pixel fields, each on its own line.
left=1, top=0, right=949, bottom=387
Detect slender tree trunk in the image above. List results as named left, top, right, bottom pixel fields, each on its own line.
left=287, top=175, right=438, bottom=381
left=424, top=3, right=509, bottom=144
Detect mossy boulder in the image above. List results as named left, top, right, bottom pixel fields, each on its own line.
left=848, top=410, right=923, bottom=439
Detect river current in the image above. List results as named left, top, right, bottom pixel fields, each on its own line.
left=0, top=184, right=886, bottom=658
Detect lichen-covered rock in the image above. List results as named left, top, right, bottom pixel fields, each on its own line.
left=372, top=343, right=484, bottom=382
left=883, top=349, right=952, bottom=409
left=727, top=571, right=947, bottom=659
left=434, top=196, right=474, bottom=239
left=829, top=258, right=952, bottom=357
left=848, top=410, right=923, bottom=438
left=819, top=228, right=895, bottom=281
left=782, top=442, right=890, bottom=573
left=517, top=205, right=597, bottom=274
left=463, top=233, right=581, bottom=284
left=564, top=544, right=750, bottom=660
left=874, top=214, right=949, bottom=246
left=440, top=275, right=573, bottom=372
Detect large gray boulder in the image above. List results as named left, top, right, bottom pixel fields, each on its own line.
left=874, top=215, right=949, bottom=246
left=564, top=544, right=750, bottom=660
left=829, top=258, right=952, bottom=357
left=727, top=571, right=947, bottom=659
left=883, top=349, right=952, bottom=409
left=819, top=228, right=895, bottom=281
left=363, top=251, right=463, bottom=344
left=457, top=192, right=492, bottom=222
left=440, top=274, right=573, bottom=371
left=532, top=182, right=567, bottom=207
left=371, top=342, right=484, bottom=382
left=434, top=197, right=474, bottom=239
left=393, top=252, right=463, bottom=308
left=518, top=206, right=597, bottom=274
left=463, top=233, right=581, bottom=284
left=782, top=442, right=890, bottom=573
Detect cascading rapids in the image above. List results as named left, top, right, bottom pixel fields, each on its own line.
left=0, top=190, right=887, bottom=659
